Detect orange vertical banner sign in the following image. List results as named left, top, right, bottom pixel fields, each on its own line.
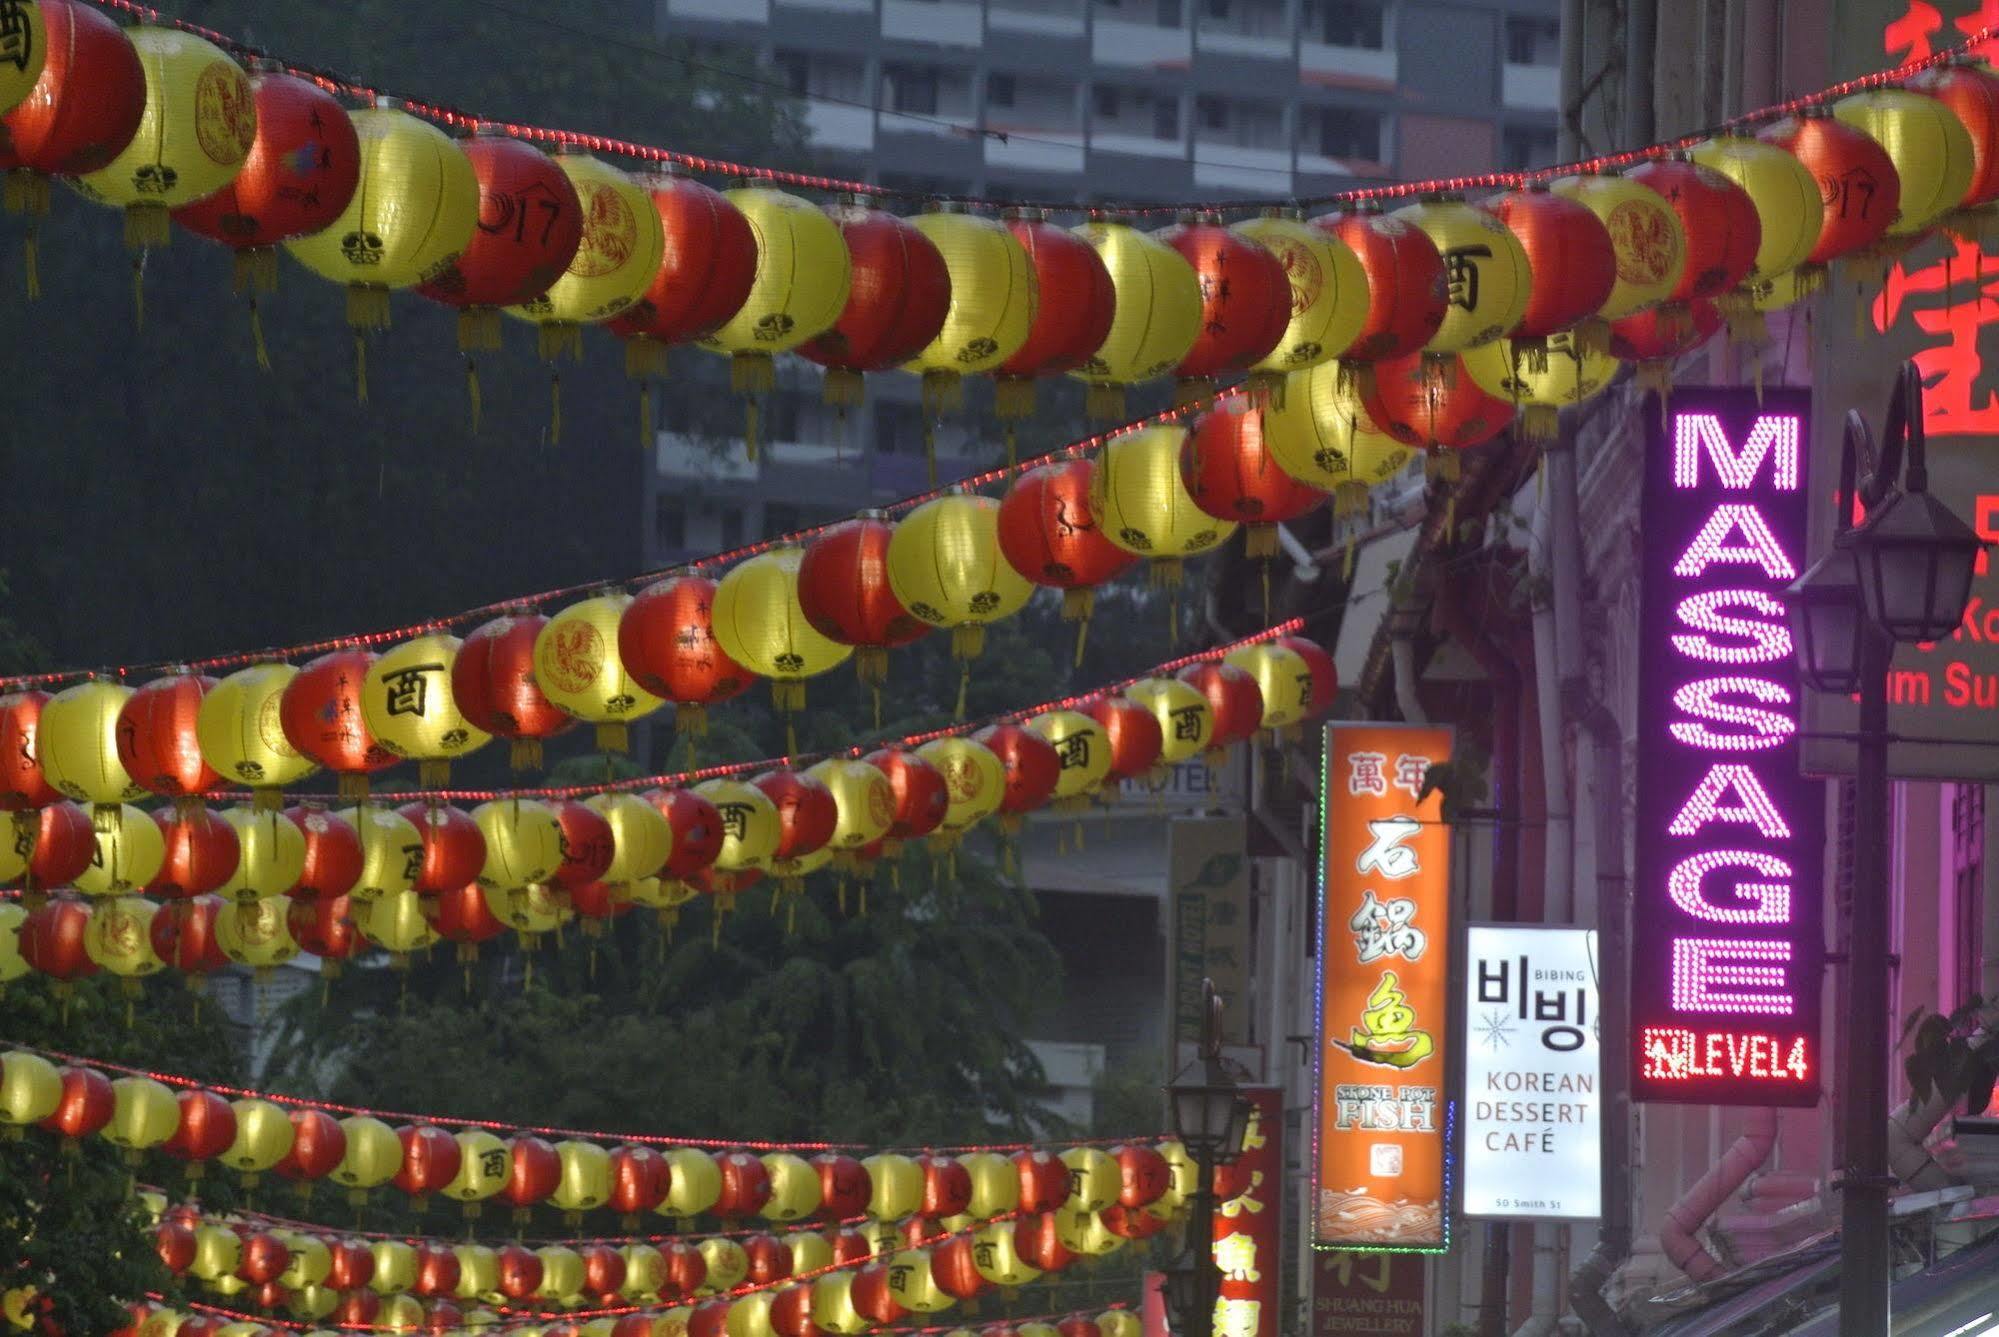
left=1312, top=723, right=1454, bottom=1253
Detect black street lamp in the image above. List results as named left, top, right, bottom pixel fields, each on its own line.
left=1162, top=980, right=1252, bottom=1337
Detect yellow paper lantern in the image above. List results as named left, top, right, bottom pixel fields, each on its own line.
left=903, top=207, right=1038, bottom=412
left=369, top=1240, right=418, bottom=1296
left=969, top=1222, right=1041, bottom=1287
left=864, top=1152, right=922, bottom=1219
left=70, top=27, right=254, bottom=248
left=534, top=593, right=665, bottom=754
left=1461, top=331, right=1625, bottom=441
left=506, top=149, right=664, bottom=357
left=885, top=1250, right=954, bottom=1314
left=289, top=1293, right=338, bottom=1324
left=1019, top=1323, right=1062, bottom=1337
left=886, top=495, right=1034, bottom=663
left=1098, top=1313, right=1142, bottom=1337
left=74, top=805, right=165, bottom=896
left=215, top=806, right=307, bottom=904
left=1025, top=710, right=1111, bottom=804
left=216, top=897, right=300, bottom=969
left=83, top=895, right=163, bottom=977
left=277, top=1232, right=332, bottom=1289
left=1548, top=172, right=1685, bottom=329
left=552, top=1138, right=613, bottom=1214
left=104, top=1076, right=179, bottom=1152
left=812, top=1273, right=869, bottom=1336
left=1091, top=424, right=1239, bottom=582
left=1059, top=1147, right=1119, bottom=1211
left=1069, top=219, right=1202, bottom=419
left=38, top=680, right=144, bottom=823
left=0, top=822, right=21, bottom=887
left=699, top=1237, right=749, bottom=1291
left=0, top=905, right=23, bottom=987
left=621, top=1244, right=668, bottom=1301
left=913, top=737, right=1005, bottom=836
left=445, top=1128, right=510, bottom=1204
left=373, top=1295, right=426, bottom=1332
left=787, top=1232, right=832, bottom=1276
left=957, top=1151, right=1019, bottom=1219
left=0, top=2, right=46, bottom=119
left=333, top=803, right=422, bottom=901
left=727, top=1292, right=778, bottom=1337
left=197, top=663, right=318, bottom=803
left=283, top=101, right=480, bottom=329
left=1391, top=198, right=1531, bottom=353
left=361, top=634, right=490, bottom=787
left=1686, top=135, right=1823, bottom=283
left=1225, top=640, right=1316, bottom=736
left=1834, top=89, right=1975, bottom=238
left=455, top=1243, right=500, bottom=1301
left=698, top=186, right=851, bottom=396
left=1123, top=677, right=1214, bottom=767
left=471, top=798, right=565, bottom=889
left=652, top=1308, right=698, bottom=1337
left=1055, top=1204, right=1125, bottom=1256
left=223, top=1098, right=295, bottom=1175
left=139, top=1308, right=189, bottom=1337
left=189, top=1224, right=242, bottom=1283
left=1262, top=361, right=1415, bottom=514
left=331, top=1115, right=403, bottom=1192
left=662, top=1148, right=722, bottom=1218
left=0, top=1050, right=59, bottom=1126
left=1233, top=211, right=1369, bottom=382
left=691, top=778, right=780, bottom=875
left=712, top=550, right=852, bottom=715
left=353, top=886, right=438, bottom=960
left=583, top=790, right=673, bottom=886
left=803, top=758, right=894, bottom=851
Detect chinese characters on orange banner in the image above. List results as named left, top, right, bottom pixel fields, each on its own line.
left=1313, top=725, right=1453, bottom=1252
left=1884, top=0, right=1999, bottom=65
left=1212, top=1087, right=1282, bottom=1337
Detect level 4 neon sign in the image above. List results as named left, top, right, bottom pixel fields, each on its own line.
left=1632, top=389, right=1824, bottom=1106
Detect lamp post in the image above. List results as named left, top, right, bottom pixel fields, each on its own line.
left=1163, top=979, right=1252, bottom=1337
left=1785, top=365, right=1984, bottom=1337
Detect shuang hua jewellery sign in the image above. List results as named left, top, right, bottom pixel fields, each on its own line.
left=1632, top=386, right=1824, bottom=1106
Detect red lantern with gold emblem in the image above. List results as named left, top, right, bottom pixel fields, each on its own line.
left=649, top=787, right=724, bottom=883
left=973, top=724, right=1060, bottom=830
left=798, top=515, right=927, bottom=687
left=1310, top=207, right=1447, bottom=362
left=769, top=1284, right=819, bottom=1337
left=20, top=895, right=94, bottom=982
left=1114, top=1143, right=1170, bottom=1207
left=1626, top=156, right=1761, bottom=304
left=715, top=1149, right=775, bottom=1219
left=918, top=1153, right=973, bottom=1219
left=1485, top=185, right=1616, bottom=342
left=1013, top=1212, right=1076, bottom=1272
left=1102, top=1201, right=1171, bottom=1239
left=1080, top=694, right=1163, bottom=783
left=147, top=807, right=240, bottom=900
left=1014, top=1149, right=1069, bottom=1213
left=862, top=748, right=948, bottom=851
left=394, top=803, right=486, bottom=895
left=0, top=0, right=145, bottom=204
left=279, top=651, right=396, bottom=799
left=1757, top=109, right=1900, bottom=268
left=20, top=800, right=92, bottom=888
left=234, top=1230, right=289, bottom=1286
left=417, top=131, right=583, bottom=347
left=581, top=1244, right=627, bottom=1303
left=549, top=799, right=615, bottom=890
left=288, top=892, right=362, bottom=969
left=0, top=692, right=59, bottom=810
left=116, top=673, right=219, bottom=801
left=162, top=1089, right=237, bottom=1166
left=429, top=881, right=506, bottom=955
left=997, top=459, right=1138, bottom=634
left=1608, top=297, right=1723, bottom=396
left=994, top=209, right=1118, bottom=426
left=283, top=804, right=363, bottom=901
left=412, top=1243, right=461, bottom=1299
left=851, top=1264, right=908, bottom=1326
left=800, top=202, right=952, bottom=407
left=502, top=1135, right=561, bottom=1212
left=452, top=613, right=575, bottom=773
left=813, top=1152, right=872, bottom=1219
left=392, top=1124, right=462, bottom=1203
left=662, top=1240, right=706, bottom=1298
left=744, top=1234, right=793, bottom=1286
left=619, top=577, right=754, bottom=737
left=754, top=768, right=837, bottom=866
left=38, top=1064, right=113, bottom=1142
left=608, top=1144, right=670, bottom=1220
left=496, top=1243, right=543, bottom=1301
left=1161, top=212, right=1290, bottom=398
left=1180, top=401, right=1326, bottom=557
left=326, top=1237, right=375, bottom=1292
left=1362, top=349, right=1515, bottom=454
left=610, top=169, right=760, bottom=361
left=931, top=1233, right=987, bottom=1301
left=155, top=1219, right=196, bottom=1275
left=1175, top=661, right=1263, bottom=756
left=149, top=896, right=229, bottom=978
left=1910, top=59, right=1999, bottom=213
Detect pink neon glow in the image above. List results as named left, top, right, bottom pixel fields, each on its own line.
left=1670, top=939, right=1795, bottom=1015
left=1668, top=677, right=1797, bottom=751
left=1672, top=413, right=1802, bottom=493
left=1666, top=763, right=1792, bottom=839
left=1667, top=850, right=1793, bottom=923
left=1671, top=589, right=1794, bottom=664
left=1672, top=504, right=1799, bottom=581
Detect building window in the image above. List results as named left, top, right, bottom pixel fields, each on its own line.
left=1159, top=0, right=1185, bottom=27
left=884, top=63, right=939, bottom=115
left=1203, top=0, right=1231, bottom=17
left=1314, top=0, right=1384, bottom=48
left=1954, top=783, right=1986, bottom=1007
left=1506, top=16, right=1560, bottom=65
left=1197, top=95, right=1228, bottom=131
left=719, top=506, right=745, bottom=551
left=1316, top=106, right=1381, bottom=160
left=1093, top=85, right=1121, bottom=118
left=1500, top=125, right=1558, bottom=170
left=653, top=497, right=686, bottom=552
left=873, top=401, right=926, bottom=456
left=775, top=52, right=809, bottom=97
left=988, top=73, right=1016, bottom=108
left=1154, top=96, right=1180, bottom=140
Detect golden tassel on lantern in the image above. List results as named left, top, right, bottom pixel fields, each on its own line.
left=464, top=357, right=482, bottom=433
left=675, top=704, right=708, bottom=738
left=1423, top=448, right=1462, bottom=483
left=595, top=722, right=630, bottom=754
left=537, top=323, right=583, bottom=363
left=122, top=203, right=169, bottom=252
left=233, top=248, right=279, bottom=295
left=1174, top=376, right=1215, bottom=408
left=994, top=375, right=1037, bottom=421
left=1243, top=524, right=1281, bottom=559
left=733, top=351, right=775, bottom=462
left=457, top=308, right=502, bottom=351
left=1086, top=382, right=1126, bottom=422
left=249, top=299, right=272, bottom=373
left=1062, top=587, right=1094, bottom=666
left=626, top=335, right=670, bottom=378
left=1246, top=370, right=1285, bottom=411
left=823, top=368, right=866, bottom=408
left=2, top=171, right=48, bottom=216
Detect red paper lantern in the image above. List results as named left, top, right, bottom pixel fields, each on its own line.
left=496, top=1243, right=544, bottom=1301
left=1114, top=1143, right=1170, bottom=1207
left=1079, top=695, right=1163, bottom=782
left=147, top=807, right=240, bottom=900
left=149, top=896, right=229, bottom=978
left=996, top=459, right=1138, bottom=625
left=502, top=1135, right=561, bottom=1210
left=689, top=1300, right=732, bottom=1337
left=1013, top=1212, right=1076, bottom=1272
left=287, top=893, right=362, bottom=969
left=1757, top=109, right=1900, bottom=266
left=918, top=1153, right=973, bottom=1218
left=393, top=1123, right=463, bottom=1201
left=279, top=651, right=396, bottom=797
left=568, top=881, right=632, bottom=922
left=268, top=1106, right=344, bottom=1184
left=1363, top=350, right=1515, bottom=452
left=0, top=691, right=60, bottom=810
left=549, top=799, right=616, bottom=889
left=1310, top=208, right=1447, bottom=361
left=1277, top=635, right=1338, bottom=718
left=1161, top=213, right=1290, bottom=390
left=619, top=577, right=754, bottom=734
left=798, top=516, right=927, bottom=685
left=715, top=1149, right=775, bottom=1218
left=754, top=769, right=837, bottom=864
left=582, top=1244, right=627, bottom=1302
left=38, top=1064, right=113, bottom=1141
left=1485, top=185, right=1617, bottom=339
left=236, top=1231, right=290, bottom=1286
left=608, top=1144, right=670, bottom=1218
left=1013, top=1149, right=1069, bottom=1213
left=417, top=132, right=584, bottom=340
left=331, top=1291, right=379, bottom=1331
left=451, top=613, right=574, bottom=772
left=609, top=170, right=759, bottom=353
left=1626, top=156, right=1761, bottom=302
left=973, top=724, right=1061, bottom=825
left=394, top=803, right=486, bottom=895
left=769, top=1284, right=820, bottom=1337
left=21, top=800, right=92, bottom=888
left=0, top=0, right=145, bottom=182
left=648, top=787, right=724, bottom=881
left=116, top=673, right=219, bottom=800
left=800, top=203, right=953, bottom=405
left=861, top=748, right=948, bottom=847
left=1059, top=1317, right=1100, bottom=1337
left=1608, top=297, right=1724, bottom=363
left=411, top=1241, right=462, bottom=1299
left=326, top=1237, right=375, bottom=1292
left=744, top=1234, right=793, bottom=1286
left=811, top=1152, right=871, bottom=1218
left=283, top=804, right=364, bottom=901
left=1177, top=662, right=1264, bottom=755
left=162, top=1089, right=237, bottom=1164
left=661, top=1240, right=707, bottom=1298
left=850, top=1264, right=907, bottom=1326
left=994, top=209, right=1118, bottom=418
left=1180, top=401, right=1327, bottom=555
left=1101, top=1202, right=1170, bottom=1239
left=429, top=882, right=507, bottom=951
left=1910, top=60, right=1999, bottom=210
left=154, top=1220, right=196, bottom=1275
left=171, top=70, right=361, bottom=276
left=20, top=896, right=94, bottom=982
left=930, top=1233, right=987, bottom=1301
left=827, top=1228, right=872, bottom=1267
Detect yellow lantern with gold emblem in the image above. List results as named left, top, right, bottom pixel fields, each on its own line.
left=727, top=1291, right=778, bottom=1337
left=969, top=1221, right=1041, bottom=1287
left=1055, top=1205, right=1125, bottom=1256
left=471, top=798, right=565, bottom=890
left=803, top=757, right=894, bottom=851
left=787, top=1232, right=832, bottom=1277
left=369, top=1241, right=418, bottom=1296
left=1392, top=198, right=1530, bottom=353
left=1834, top=89, right=1975, bottom=239
left=84, top=895, right=162, bottom=978
left=197, top=663, right=318, bottom=806
left=583, top=790, right=673, bottom=887
left=1026, top=710, right=1111, bottom=806
left=332, top=1115, right=403, bottom=1194
left=1461, top=331, right=1624, bottom=441
left=277, top=1232, right=331, bottom=1289
left=534, top=593, right=665, bottom=754
left=1156, top=1139, right=1195, bottom=1213
left=552, top=1139, right=613, bottom=1214
left=662, top=1148, right=722, bottom=1219
left=216, top=806, right=306, bottom=904
left=1098, top=1312, right=1142, bottom=1337
left=1686, top=135, right=1823, bottom=290
left=1225, top=640, right=1316, bottom=738
left=885, top=1250, right=954, bottom=1314
left=0, top=2, right=45, bottom=119
left=333, top=803, right=422, bottom=901
left=505, top=149, right=665, bottom=357
left=70, top=28, right=255, bottom=248
left=1548, top=171, right=1685, bottom=341
left=445, top=1128, right=510, bottom=1206
left=75, top=805, right=165, bottom=896
left=761, top=1152, right=822, bottom=1222
left=958, top=1151, right=1019, bottom=1219
left=813, top=1273, right=869, bottom=1337
left=354, top=887, right=438, bottom=963
left=691, top=778, right=780, bottom=876
left=621, top=1244, right=667, bottom=1301
left=189, top=1224, right=242, bottom=1283
left=1069, top=220, right=1202, bottom=419
left=1060, top=1147, right=1119, bottom=1212
left=0, top=1050, right=60, bottom=1127
left=222, top=1098, right=294, bottom=1177
left=455, top=1243, right=500, bottom=1302
left=713, top=550, right=852, bottom=716
left=1123, top=677, right=1214, bottom=769
left=1091, top=425, right=1238, bottom=584
left=38, top=679, right=144, bottom=826
left=105, top=1076, right=179, bottom=1153
left=1233, top=211, right=1369, bottom=387
left=887, top=495, right=1034, bottom=665
left=217, top=896, right=300, bottom=969
left=361, top=634, right=490, bottom=787
left=864, top=1152, right=923, bottom=1219
left=699, top=1236, right=750, bottom=1291
left=698, top=187, right=852, bottom=430
left=0, top=905, right=24, bottom=988
left=913, top=737, right=1005, bottom=837
left=284, top=100, right=479, bottom=329
left=1262, top=361, right=1415, bottom=513
left=373, top=1295, right=426, bottom=1332
left=903, top=206, right=1038, bottom=414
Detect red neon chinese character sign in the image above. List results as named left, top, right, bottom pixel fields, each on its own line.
left=1632, top=388, right=1823, bottom=1106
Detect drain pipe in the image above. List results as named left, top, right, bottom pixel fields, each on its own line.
left=1658, top=1108, right=1779, bottom=1281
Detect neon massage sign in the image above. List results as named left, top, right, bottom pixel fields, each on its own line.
left=1632, top=387, right=1824, bottom=1106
